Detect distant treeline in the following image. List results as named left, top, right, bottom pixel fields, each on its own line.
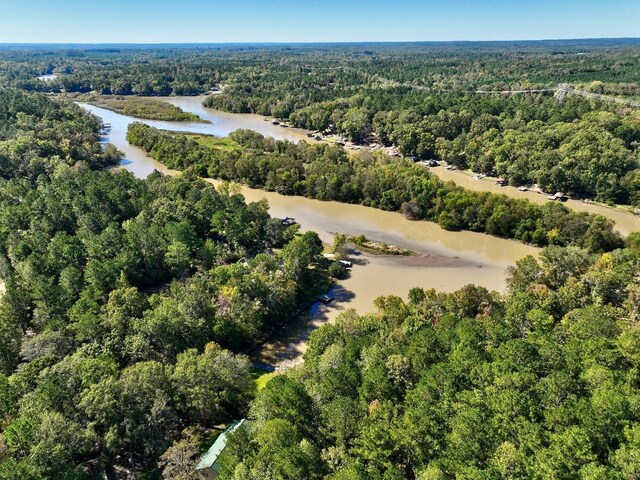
left=5, top=41, right=640, bottom=96
left=127, top=124, right=624, bottom=253
left=3, top=44, right=640, bottom=202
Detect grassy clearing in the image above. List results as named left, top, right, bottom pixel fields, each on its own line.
left=186, top=134, right=241, bottom=152
left=252, top=370, right=277, bottom=390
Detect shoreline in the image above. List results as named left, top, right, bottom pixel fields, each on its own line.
left=81, top=95, right=211, bottom=123
left=192, top=93, right=640, bottom=235
left=422, top=166, right=640, bottom=235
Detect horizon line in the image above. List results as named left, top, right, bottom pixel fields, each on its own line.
left=0, top=37, right=639, bottom=47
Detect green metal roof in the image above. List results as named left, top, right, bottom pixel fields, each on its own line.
left=196, top=419, right=246, bottom=472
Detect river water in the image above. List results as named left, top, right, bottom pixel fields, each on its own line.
left=161, top=96, right=312, bottom=143
left=169, top=97, right=640, bottom=236
left=233, top=184, right=540, bottom=365
left=80, top=101, right=312, bottom=178
left=79, top=99, right=540, bottom=365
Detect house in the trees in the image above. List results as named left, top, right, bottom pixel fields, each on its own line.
left=195, top=419, right=247, bottom=480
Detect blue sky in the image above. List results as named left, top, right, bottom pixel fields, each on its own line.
left=0, top=0, right=638, bottom=43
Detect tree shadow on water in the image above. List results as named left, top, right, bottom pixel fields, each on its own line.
left=253, top=284, right=356, bottom=367
left=347, top=249, right=369, bottom=267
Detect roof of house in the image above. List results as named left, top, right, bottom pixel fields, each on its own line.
left=196, top=419, right=246, bottom=472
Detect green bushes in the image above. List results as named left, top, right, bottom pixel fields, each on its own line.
left=89, top=96, right=205, bottom=122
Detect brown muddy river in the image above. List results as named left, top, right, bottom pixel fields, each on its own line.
left=79, top=101, right=311, bottom=178
left=80, top=100, right=539, bottom=366
left=206, top=181, right=538, bottom=366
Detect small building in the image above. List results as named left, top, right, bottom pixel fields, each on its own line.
left=547, top=192, right=567, bottom=202
left=196, top=419, right=247, bottom=480
left=237, top=257, right=249, bottom=268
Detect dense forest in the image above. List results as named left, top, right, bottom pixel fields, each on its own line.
left=0, top=48, right=222, bottom=96
left=0, top=89, right=331, bottom=478
left=4, top=41, right=640, bottom=96
left=2, top=42, right=640, bottom=479
left=127, top=124, right=623, bottom=253
left=0, top=88, right=120, bottom=177
left=280, top=93, right=640, bottom=204
left=216, top=241, right=640, bottom=479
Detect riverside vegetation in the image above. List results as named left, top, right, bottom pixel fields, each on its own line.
left=85, top=95, right=206, bottom=122
left=127, top=124, right=623, bottom=253
left=3, top=41, right=640, bottom=203
left=214, top=241, right=640, bottom=479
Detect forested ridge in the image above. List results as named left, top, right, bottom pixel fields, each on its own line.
left=0, top=89, right=331, bottom=478
left=127, top=124, right=624, bottom=253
